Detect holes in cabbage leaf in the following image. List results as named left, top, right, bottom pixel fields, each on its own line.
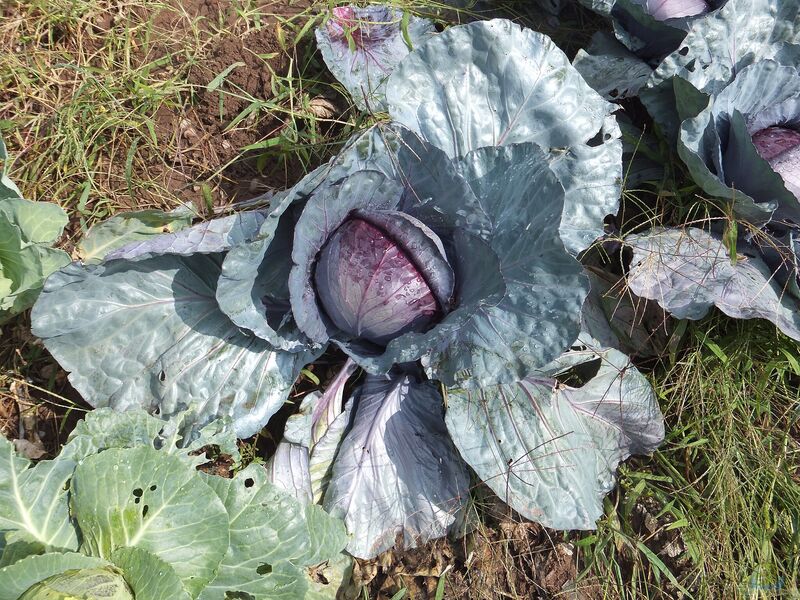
left=678, top=46, right=689, bottom=56
left=132, top=487, right=154, bottom=517
left=310, top=570, right=330, bottom=585
left=586, top=130, right=606, bottom=147
left=225, top=593, right=255, bottom=600
left=554, top=357, right=602, bottom=388
left=256, top=563, right=272, bottom=575
left=244, top=478, right=255, bottom=488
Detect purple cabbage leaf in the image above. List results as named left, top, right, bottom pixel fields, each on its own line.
left=625, top=227, right=800, bottom=341
left=322, top=370, right=470, bottom=559
left=445, top=340, right=664, bottom=530
left=315, top=5, right=435, bottom=112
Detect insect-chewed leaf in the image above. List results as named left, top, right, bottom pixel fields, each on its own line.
left=198, top=464, right=347, bottom=599
left=386, top=18, right=622, bottom=254
left=70, top=446, right=229, bottom=597
left=446, top=346, right=664, bottom=529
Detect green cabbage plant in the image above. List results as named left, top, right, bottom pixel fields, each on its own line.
left=0, top=409, right=348, bottom=600
left=0, top=136, right=70, bottom=324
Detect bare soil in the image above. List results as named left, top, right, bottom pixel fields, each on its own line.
left=146, top=0, right=304, bottom=208
left=349, top=494, right=586, bottom=600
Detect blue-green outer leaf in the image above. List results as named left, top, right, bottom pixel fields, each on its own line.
left=76, top=207, right=195, bottom=264
left=648, top=0, right=800, bottom=96
left=429, top=143, right=587, bottom=387
left=445, top=346, right=664, bottom=529
left=386, top=18, right=622, bottom=254
left=216, top=173, right=327, bottom=352
left=31, top=254, right=317, bottom=439
left=104, top=211, right=265, bottom=262
left=626, top=227, right=800, bottom=341
left=642, top=0, right=800, bottom=135
left=572, top=31, right=653, bottom=100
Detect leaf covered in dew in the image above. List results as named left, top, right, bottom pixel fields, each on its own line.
left=314, top=211, right=454, bottom=346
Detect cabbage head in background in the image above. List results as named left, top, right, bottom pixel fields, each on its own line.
left=31, top=19, right=664, bottom=560
left=315, top=5, right=435, bottom=112
left=573, top=0, right=728, bottom=100
left=640, top=0, right=800, bottom=137
left=676, top=57, right=800, bottom=303
left=677, top=59, right=800, bottom=225
left=624, top=56, right=800, bottom=336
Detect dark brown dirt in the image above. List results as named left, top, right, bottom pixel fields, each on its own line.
left=1, top=316, right=92, bottom=457
left=350, top=492, right=590, bottom=600
left=151, top=28, right=290, bottom=208
left=2, top=0, right=326, bottom=225
left=135, top=0, right=322, bottom=212
left=347, top=482, right=698, bottom=600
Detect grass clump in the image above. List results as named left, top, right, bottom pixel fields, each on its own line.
left=577, top=317, right=800, bottom=599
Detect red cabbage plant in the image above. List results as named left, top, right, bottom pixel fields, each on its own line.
left=32, top=19, right=664, bottom=560
left=624, top=58, right=800, bottom=344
